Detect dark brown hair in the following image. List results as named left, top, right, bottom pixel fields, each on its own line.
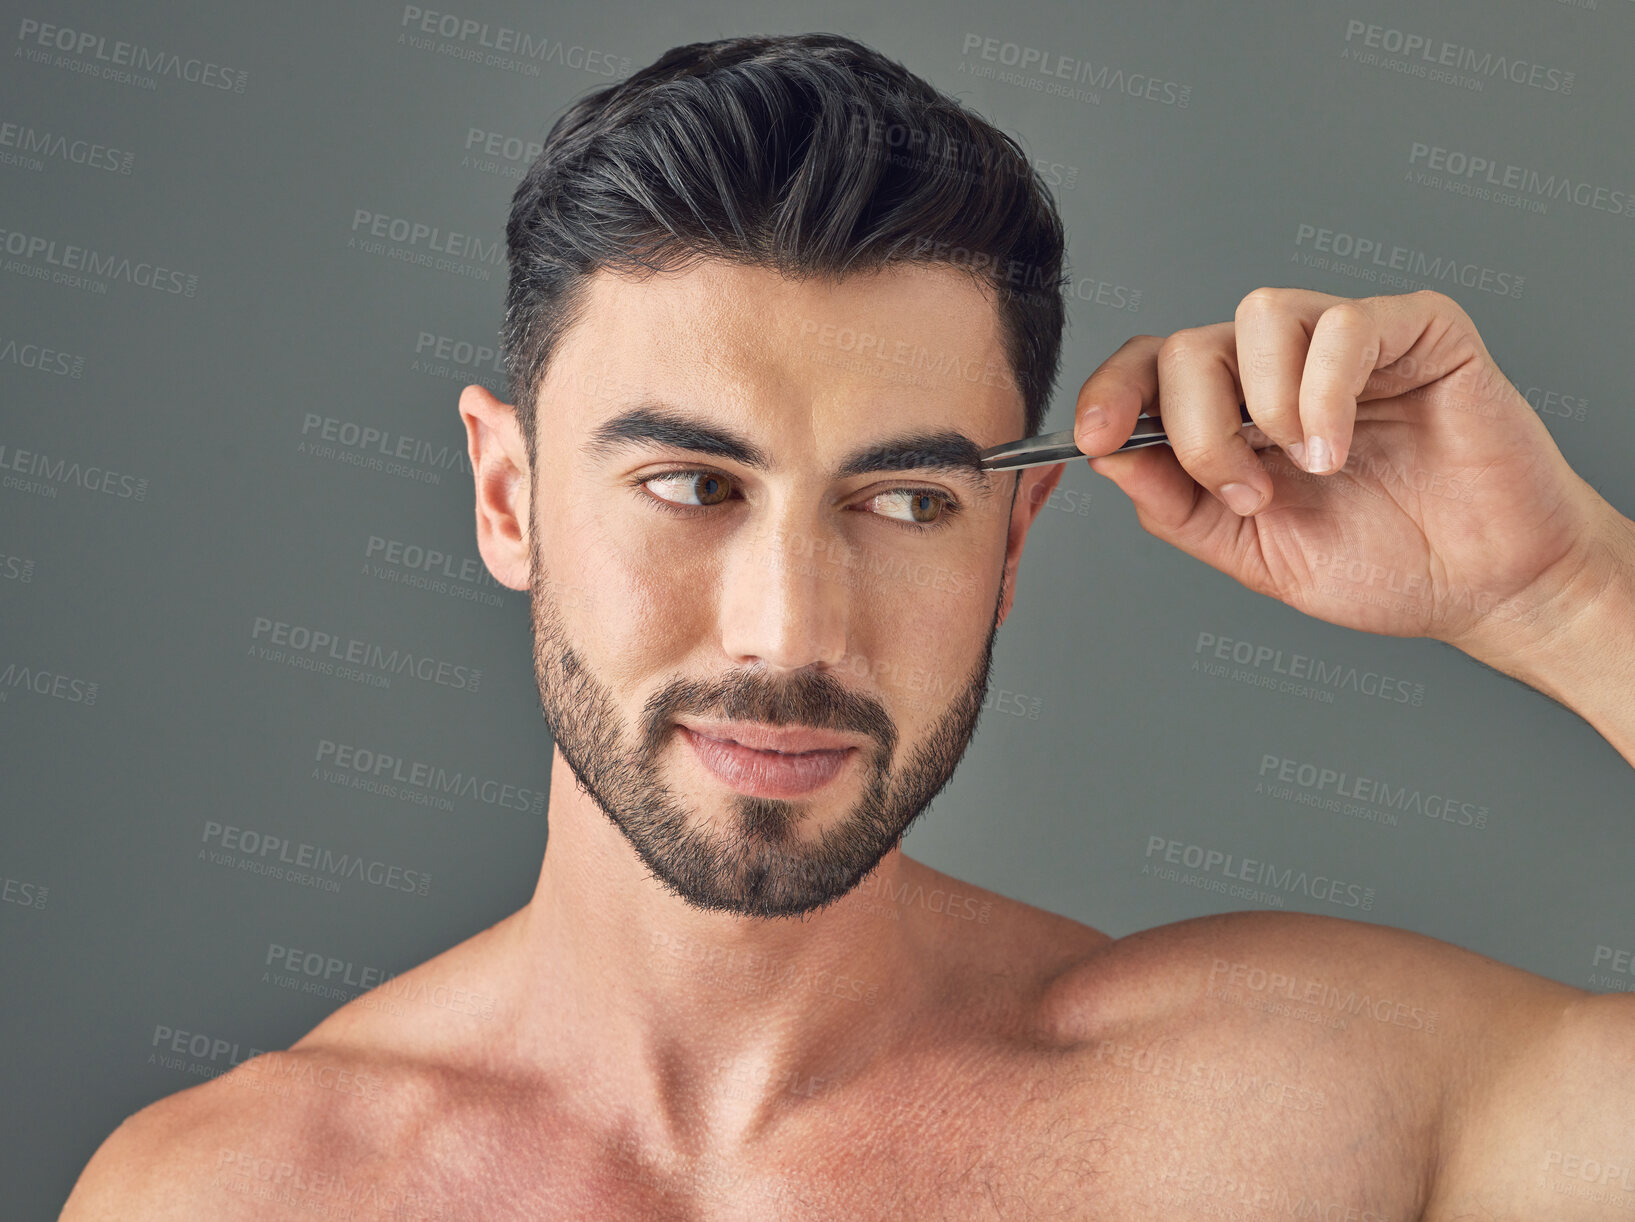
left=500, top=32, right=1070, bottom=460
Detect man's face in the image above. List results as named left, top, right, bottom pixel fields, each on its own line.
left=513, top=259, right=1056, bottom=919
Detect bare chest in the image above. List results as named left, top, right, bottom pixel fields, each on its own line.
left=382, top=1043, right=1419, bottom=1222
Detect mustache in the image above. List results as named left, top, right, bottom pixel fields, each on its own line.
left=638, top=667, right=898, bottom=763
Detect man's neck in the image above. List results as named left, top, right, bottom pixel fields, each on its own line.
left=500, top=748, right=944, bottom=1157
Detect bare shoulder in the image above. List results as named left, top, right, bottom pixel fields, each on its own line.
left=1074, top=906, right=1578, bottom=999
left=57, top=1045, right=393, bottom=1219
left=1128, top=910, right=1635, bottom=1222
left=1053, top=906, right=1585, bottom=1062
left=58, top=1081, right=206, bottom=1220
left=61, top=919, right=518, bottom=1220
left=1045, top=908, right=1598, bottom=1215
left=60, top=1034, right=463, bottom=1220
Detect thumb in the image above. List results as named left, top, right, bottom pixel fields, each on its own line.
left=1085, top=447, right=1207, bottom=537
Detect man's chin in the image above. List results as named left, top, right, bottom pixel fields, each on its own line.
left=646, top=843, right=866, bottom=920
left=637, top=782, right=897, bottom=917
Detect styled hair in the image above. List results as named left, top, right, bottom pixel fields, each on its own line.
left=500, top=32, right=1070, bottom=460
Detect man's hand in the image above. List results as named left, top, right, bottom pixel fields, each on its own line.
left=1076, top=287, right=1630, bottom=673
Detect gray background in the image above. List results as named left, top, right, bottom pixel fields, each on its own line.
left=3, top=0, right=1632, bottom=1214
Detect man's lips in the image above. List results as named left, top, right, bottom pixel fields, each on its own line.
left=677, top=723, right=858, bottom=798
left=676, top=719, right=863, bottom=755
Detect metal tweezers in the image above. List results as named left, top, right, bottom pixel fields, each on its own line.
left=978, top=402, right=1257, bottom=471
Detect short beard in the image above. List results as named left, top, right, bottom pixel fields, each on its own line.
left=528, top=543, right=1005, bottom=920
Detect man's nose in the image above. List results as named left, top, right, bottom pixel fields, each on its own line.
left=718, top=514, right=852, bottom=672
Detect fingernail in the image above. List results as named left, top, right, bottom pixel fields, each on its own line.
left=1286, top=440, right=1304, bottom=466
left=1077, top=408, right=1106, bottom=448
left=1302, top=435, right=1331, bottom=474
left=1219, top=482, right=1262, bottom=515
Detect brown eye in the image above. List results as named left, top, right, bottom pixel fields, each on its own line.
left=692, top=473, right=731, bottom=505
left=644, top=470, right=735, bottom=507
left=869, top=488, right=951, bottom=526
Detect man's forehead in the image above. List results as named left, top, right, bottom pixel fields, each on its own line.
left=551, top=259, right=1023, bottom=441
left=574, top=257, right=1005, bottom=334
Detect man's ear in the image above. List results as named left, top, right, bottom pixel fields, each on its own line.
left=458, top=383, right=531, bottom=592
left=996, top=463, right=1065, bottom=628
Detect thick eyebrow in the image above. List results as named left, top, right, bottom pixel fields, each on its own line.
left=580, top=405, right=998, bottom=496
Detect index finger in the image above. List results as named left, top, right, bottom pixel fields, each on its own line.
left=1073, top=334, right=1165, bottom=456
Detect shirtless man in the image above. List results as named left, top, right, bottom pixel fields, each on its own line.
left=62, top=32, right=1635, bottom=1221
